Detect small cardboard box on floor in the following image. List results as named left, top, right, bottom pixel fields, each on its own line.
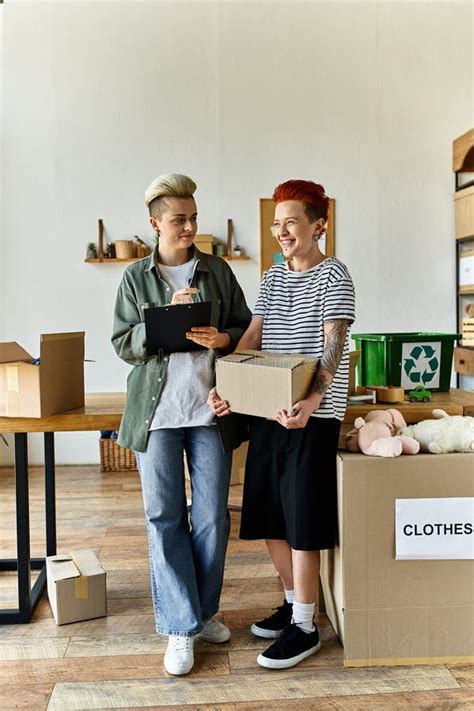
left=47, top=550, right=106, bottom=625
left=0, top=331, right=85, bottom=417
left=216, top=350, right=318, bottom=419
left=320, top=451, right=474, bottom=667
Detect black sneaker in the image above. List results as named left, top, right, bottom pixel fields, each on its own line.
left=250, top=600, right=293, bottom=639
left=257, top=623, right=321, bottom=669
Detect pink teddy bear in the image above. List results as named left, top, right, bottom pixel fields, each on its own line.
left=346, top=408, right=420, bottom=457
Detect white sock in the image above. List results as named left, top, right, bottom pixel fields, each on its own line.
left=284, top=588, right=294, bottom=604
left=292, top=600, right=315, bottom=633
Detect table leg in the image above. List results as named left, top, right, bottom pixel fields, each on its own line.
left=44, top=432, right=57, bottom=556
left=15, top=432, right=32, bottom=623
left=0, top=433, right=48, bottom=623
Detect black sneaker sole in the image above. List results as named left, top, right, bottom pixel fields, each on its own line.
left=257, top=640, right=321, bottom=669
left=250, top=623, right=283, bottom=639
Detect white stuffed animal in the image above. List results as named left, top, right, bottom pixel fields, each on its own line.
left=399, top=409, right=474, bottom=454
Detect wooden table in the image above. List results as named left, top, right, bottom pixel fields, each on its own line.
left=345, top=388, right=474, bottom=423
left=0, top=393, right=124, bottom=624
left=1, top=389, right=472, bottom=624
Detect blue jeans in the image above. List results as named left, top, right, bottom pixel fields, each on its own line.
left=136, top=426, right=232, bottom=636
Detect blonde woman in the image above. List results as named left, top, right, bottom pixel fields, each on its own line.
left=112, top=174, right=251, bottom=675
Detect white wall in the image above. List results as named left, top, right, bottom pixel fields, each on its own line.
left=1, top=0, right=472, bottom=464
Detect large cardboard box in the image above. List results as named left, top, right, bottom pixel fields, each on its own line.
left=216, top=350, right=318, bottom=419
left=47, top=549, right=107, bottom=625
left=320, top=452, right=474, bottom=667
left=0, top=332, right=85, bottom=417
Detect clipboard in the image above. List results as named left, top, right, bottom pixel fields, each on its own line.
left=144, top=301, right=212, bottom=354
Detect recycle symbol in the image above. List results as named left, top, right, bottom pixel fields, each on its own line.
left=403, top=345, right=439, bottom=385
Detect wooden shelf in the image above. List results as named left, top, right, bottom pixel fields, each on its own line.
left=85, top=258, right=138, bottom=263
left=85, top=255, right=251, bottom=264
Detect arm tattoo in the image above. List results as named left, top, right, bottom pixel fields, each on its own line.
left=311, top=368, right=332, bottom=397
left=312, top=319, right=350, bottom=396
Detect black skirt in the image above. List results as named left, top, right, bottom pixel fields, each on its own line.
left=239, top=416, right=341, bottom=551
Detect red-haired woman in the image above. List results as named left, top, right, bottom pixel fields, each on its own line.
left=209, top=179, right=355, bottom=669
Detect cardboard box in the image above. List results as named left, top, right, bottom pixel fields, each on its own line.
left=47, top=549, right=107, bottom=625
left=195, top=234, right=214, bottom=255
left=320, top=452, right=474, bottom=667
left=455, top=346, right=474, bottom=375
left=0, top=332, right=85, bottom=417
left=216, top=350, right=318, bottom=419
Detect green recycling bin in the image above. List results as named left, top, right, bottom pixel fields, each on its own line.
left=351, top=332, right=461, bottom=392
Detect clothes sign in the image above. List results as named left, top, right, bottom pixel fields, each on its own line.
left=395, top=497, right=474, bottom=560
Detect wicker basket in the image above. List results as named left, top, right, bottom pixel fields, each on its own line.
left=99, top=438, right=137, bottom=472
left=115, top=240, right=136, bottom=259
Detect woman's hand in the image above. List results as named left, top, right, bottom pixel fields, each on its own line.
left=170, top=287, right=200, bottom=305
left=186, top=327, right=231, bottom=350
left=207, top=387, right=231, bottom=417
left=276, top=394, right=321, bottom=429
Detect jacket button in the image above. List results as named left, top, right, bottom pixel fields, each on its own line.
left=145, top=419, right=149, bottom=424
left=158, top=377, right=162, bottom=383
left=164, top=357, right=168, bottom=362
left=152, top=396, right=156, bottom=401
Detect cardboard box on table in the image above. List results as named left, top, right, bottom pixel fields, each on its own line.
left=216, top=350, right=318, bottom=420
left=0, top=332, right=85, bottom=417
left=320, top=451, right=474, bottom=667
left=46, top=549, right=106, bottom=625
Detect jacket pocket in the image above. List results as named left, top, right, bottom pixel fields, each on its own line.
left=139, top=301, right=161, bottom=322
left=210, top=298, right=226, bottom=328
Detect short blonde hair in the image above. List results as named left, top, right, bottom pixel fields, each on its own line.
left=145, top=173, right=197, bottom=218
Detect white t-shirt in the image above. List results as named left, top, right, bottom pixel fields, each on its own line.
left=254, top=257, right=356, bottom=421
left=149, top=256, right=214, bottom=430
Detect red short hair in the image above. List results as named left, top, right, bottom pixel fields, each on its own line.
left=272, top=180, right=329, bottom=222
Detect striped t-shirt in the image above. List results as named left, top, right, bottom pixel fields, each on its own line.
left=254, top=257, right=356, bottom=421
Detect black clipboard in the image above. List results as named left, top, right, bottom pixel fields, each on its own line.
left=144, top=301, right=212, bottom=354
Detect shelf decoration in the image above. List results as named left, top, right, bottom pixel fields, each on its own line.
left=85, top=219, right=250, bottom=263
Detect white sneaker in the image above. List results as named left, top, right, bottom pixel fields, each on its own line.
left=197, top=618, right=231, bottom=643
left=164, top=634, right=195, bottom=675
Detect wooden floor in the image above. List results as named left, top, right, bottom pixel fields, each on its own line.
left=1, top=464, right=473, bottom=710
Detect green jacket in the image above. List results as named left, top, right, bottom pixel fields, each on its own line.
left=112, top=245, right=252, bottom=452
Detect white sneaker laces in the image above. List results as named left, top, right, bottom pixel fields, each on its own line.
left=169, top=635, right=193, bottom=652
